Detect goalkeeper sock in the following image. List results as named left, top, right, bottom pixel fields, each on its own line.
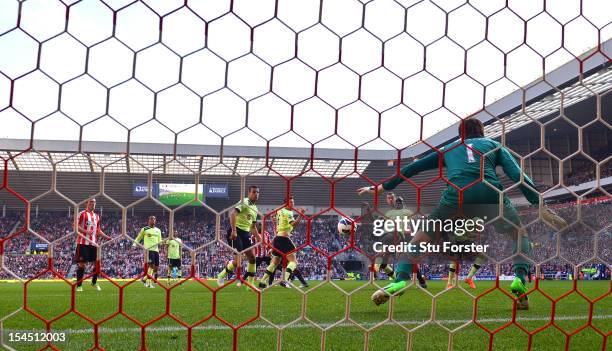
left=285, top=262, right=297, bottom=281
left=218, top=261, right=235, bottom=278
left=76, top=266, right=85, bottom=287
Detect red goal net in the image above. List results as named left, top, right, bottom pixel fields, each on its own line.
left=0, top=0, right=610, bottom=350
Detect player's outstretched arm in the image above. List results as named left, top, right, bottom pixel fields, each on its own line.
left=358, top=151, right=440, bottom=196
left=357, top=184, right=384, bottom=196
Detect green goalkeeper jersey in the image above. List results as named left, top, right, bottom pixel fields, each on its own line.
left=383, top=137, right=540, bottom=206
left=276, top=208, right=295, bottom=235
left=134, top=226, right=163, bottom=252
left=167, top=238, right=182, bottom=259
left=235, top=197, right=258, bottom=232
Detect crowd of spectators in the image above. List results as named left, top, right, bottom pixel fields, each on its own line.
left=0, top=212, right=347, bottom=280
left=564, top=146, right=611, bottom=186
left=0, top=198, right=609, bottom=281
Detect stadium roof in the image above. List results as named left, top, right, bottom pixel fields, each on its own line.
left=406, top=39, right=612, bottom=156
left=1, top=39, right=610, bottom=176
left=0, top=151, right=371, bottom=178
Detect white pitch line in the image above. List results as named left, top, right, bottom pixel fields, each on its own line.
left=4, top=315, right=610, bottom=335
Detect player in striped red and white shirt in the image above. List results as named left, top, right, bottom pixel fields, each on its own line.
left=251, top=231, right=271, bottom=262
left=75, top=198, right=108, bottom=292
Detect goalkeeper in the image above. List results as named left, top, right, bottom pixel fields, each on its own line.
left=358, top=118, right=567, bottom=309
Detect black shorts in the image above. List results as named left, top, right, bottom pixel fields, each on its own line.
left=256, top=256, right=271, bottom=266
left=271, top=236, right=296, bottom=257
left=75, top=244, right=98, bottom=263
left=226, top=228, right=253, bottom=252
left=148, top=251, right=160, bottom=266
left=168, top=258, right=181, bottom=268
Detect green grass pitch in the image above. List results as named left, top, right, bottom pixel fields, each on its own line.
left=0, top=280, right=609, bottom=350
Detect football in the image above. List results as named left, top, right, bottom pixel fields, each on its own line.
left=337, top=217, right=353, bottom=235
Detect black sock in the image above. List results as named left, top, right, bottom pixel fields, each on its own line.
left=268, top=270, right=275, bottom=285
left=293, top=269, right=307, bottom=285
left=91, top=271, right=98, bottom=285
left=417, top=271, right=425, bottom=285
left=154, top=272, right=158, bottom=280
left=76, top=266, right=85, bottom=287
